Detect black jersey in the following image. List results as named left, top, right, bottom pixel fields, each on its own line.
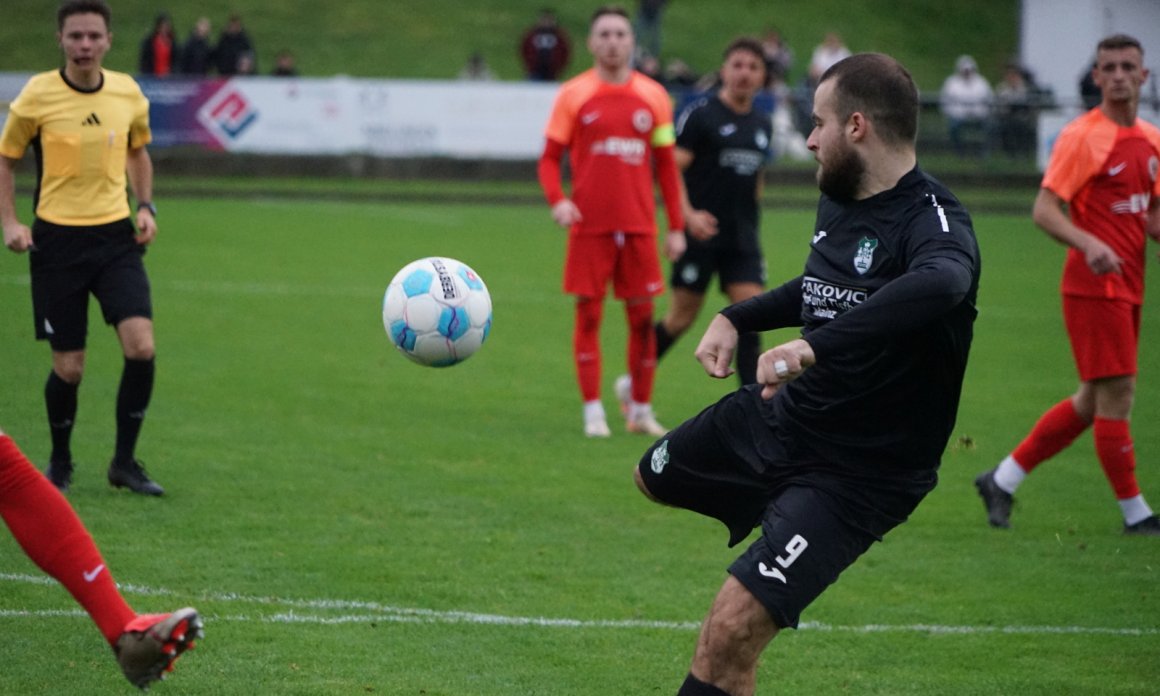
left=722, top=167, right=980, bottom=472
left=675, top=95, right=771, bottom=243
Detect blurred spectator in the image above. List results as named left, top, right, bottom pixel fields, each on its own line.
left=1079, top=60, right=1101, bottom=109
left=940, top=54, right=993, bottom=157
left=520, top=9, right=571, bottom=81
left=994, top=62, right=1035, bottom=156
left=637, top=52, right=663, bottom=84
left=272, top=50, right=298, bottom=77
left=180, top=17, right=213, bottom=75
left=635, top=0, right=668, bottom=59
left=663, top=58, right=699, bottom=89
left=235, top=51, right=257, bottom=76
left=459, top=51, right=497, bottom=81
left=760, top=27, right=793, bottom=87
left=138, top=12, right=180, bottom=77
left=215, top=14, right=255, bottom=76
left=807, top=31, right=850, bottom=87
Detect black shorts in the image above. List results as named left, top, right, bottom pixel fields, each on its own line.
left=669, top=232, right=765, bottom=294
left=637, top=385, right=936, bottom=629
left=30, top=218, right=152, bottom=352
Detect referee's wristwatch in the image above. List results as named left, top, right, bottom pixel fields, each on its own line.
left=137, top=201, right=157, bottom=217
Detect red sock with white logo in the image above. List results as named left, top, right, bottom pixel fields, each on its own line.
left=1093, top=417, right=1140, bottom=500
left=1011, top=398, right=1090, bottom=472
left=626, top=300, right=656, bottom=405
left=0, top=435, right=135, bottom=644
left=574, top=298, right=604, bottom=402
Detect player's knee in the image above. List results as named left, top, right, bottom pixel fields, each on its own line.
left=52, top=353, right=85, bottom=384
left=633, top=465, right=661, bottom=502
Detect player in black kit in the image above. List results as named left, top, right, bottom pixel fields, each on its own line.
left=634, top=53, right=980, bottom=696
left=652, top=38, right=773, bottom=389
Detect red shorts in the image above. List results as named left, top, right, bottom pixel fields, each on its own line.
left=1063, top=294, right=1140, bottom=381
left=563, top=231, right=664, bottom=300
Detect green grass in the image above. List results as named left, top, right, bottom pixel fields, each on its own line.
left=1, top=188, right=1158, bottom=694
left=0, top=0, right=1018, bottom=91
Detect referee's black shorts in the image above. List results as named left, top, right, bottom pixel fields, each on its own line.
left=29, top=218, right=152, bottom=352
left=636, top=385, right=936, bottom=629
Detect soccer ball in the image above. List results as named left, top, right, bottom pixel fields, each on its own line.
left=382, top=257, right=492, bottom=367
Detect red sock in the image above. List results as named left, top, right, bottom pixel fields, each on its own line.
left=1011, top=398, right=1090, bottom=472
left=0, top=436, right=135, bottom=645
left=1093, top=417, right=1140, bottom=499
left=574, top=298, right=604, bottom=402
left=626, top=299, right=656, bottom=404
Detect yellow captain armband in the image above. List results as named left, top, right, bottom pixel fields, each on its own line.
left=651, top=123, right=676, bottom=147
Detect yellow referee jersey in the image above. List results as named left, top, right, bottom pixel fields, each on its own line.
left=0, top=69, right=151, bottom=226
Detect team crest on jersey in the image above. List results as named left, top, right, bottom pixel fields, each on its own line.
left=650, top=440, right=670, bottom=474
left=854, top=237, right=878, bottom=275
left=632, top=109, right=653, bottom=133
left=756, top=130, right=769, bottom=150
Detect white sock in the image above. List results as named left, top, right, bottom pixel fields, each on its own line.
left=628, top=402, right=652, bottom=421
left=583, top=400, right=606, bottom=423
left=992, top=455, right=1026, bottom=494
left=1119, top=495, right=1154, bottom=526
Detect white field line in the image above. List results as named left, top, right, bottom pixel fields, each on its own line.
left=2, top=572, right=1157, bottom=637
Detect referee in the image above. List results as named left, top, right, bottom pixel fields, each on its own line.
left=635, top=53, right=980, bottom=695
left=1, top=0, right=165, bottom=496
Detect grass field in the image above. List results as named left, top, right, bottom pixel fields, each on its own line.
left=1, top=186, right=1159, bottom=694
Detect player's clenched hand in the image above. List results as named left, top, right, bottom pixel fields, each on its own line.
left=1080, top=233, right=1122, bottom=275
left=550, top=199, right=582, bottom=228
left=664, top=230, right=687, bottom=261
left=694, top=314, right=739, bottom=379
left=135, top=209, right=157, bottom=245
left=2, top=221, right=32, bottom=253
left=686, top=209, right=718, bottom=241
left=756, top=338, right=816, bottom=400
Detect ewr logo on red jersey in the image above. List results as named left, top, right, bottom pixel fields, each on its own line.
left=591, top=137, right=646, bottom=164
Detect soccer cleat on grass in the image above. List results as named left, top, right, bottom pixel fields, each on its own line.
left=974, top=468, right=1014, bottom=528
left=1124, top=514, right=1160, bottom=536
left=626, top=408, right=668, bottom=437
left=614, top=374, right=632, bottom=417
left=108, top=459, right=165, bottom=496
left=584, top=415, right=612, bottom=438
left=45, top=459, right=75, bottom=492
left=115, top=607, right=202, bottom=690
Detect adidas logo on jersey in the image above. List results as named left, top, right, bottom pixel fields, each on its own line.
left=81, top=112, right=101, bottom=126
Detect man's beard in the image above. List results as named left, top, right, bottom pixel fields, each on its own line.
left=817, top=140, right=865, bottom=201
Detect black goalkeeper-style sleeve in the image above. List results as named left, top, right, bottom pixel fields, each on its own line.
left=803, top=252, right=974, bottom=362
left=719, top=275, right=805, bottom=333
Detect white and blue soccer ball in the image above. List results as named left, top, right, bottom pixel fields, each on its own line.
left=382, top=257, right=492, bottom=367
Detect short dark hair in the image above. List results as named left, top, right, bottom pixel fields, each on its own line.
left=1097, top=33, right=1143, bottom=55
left=723, top=37, right=766, bottom=66
left=590, top=5, right=631, bottom=28
left=57, top=0, right=111, bottom=31
left=821, top=53, right=918, bottom=146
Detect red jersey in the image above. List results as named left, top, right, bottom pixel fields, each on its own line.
left=1042, top=108, right=1160, bottom=303
left=543, top=69, right=677, bottom=235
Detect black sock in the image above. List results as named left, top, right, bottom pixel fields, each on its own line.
left=114, top=358, right=154, bottom=464
left=45, top=371, right=79, bottom=463
left=736, top=331, right=760, bottom=386
left=677, top=673, right=732, bottom=696
left=655, top=320, right=678, bottom=361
